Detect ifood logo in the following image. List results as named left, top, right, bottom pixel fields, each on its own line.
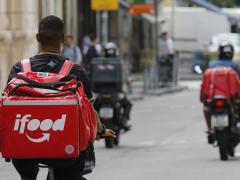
left=14, top=114, right=66, bottom=143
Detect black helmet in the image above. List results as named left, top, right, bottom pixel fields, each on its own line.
left=219, top=42, right=234, bottom=60
left=104, top=42, right=119, bottom=58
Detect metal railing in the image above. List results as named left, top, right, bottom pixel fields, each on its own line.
left=143, top=52, right=179, bottom=92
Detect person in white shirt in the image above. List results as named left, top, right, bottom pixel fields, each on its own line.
left=158, top=32, right=175, bottom=84
left=158, top=32, right=174, bottom=57
left=62, top=35, right=83, bottom=65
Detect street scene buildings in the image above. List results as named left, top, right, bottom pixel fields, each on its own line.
left=1, top=0, right=240, bottom=180
left=0, top=0, right=184, bottom=92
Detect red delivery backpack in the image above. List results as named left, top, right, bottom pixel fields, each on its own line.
left=0, top=59, right=97, bottom=159
left=200, top=67, right=240, bottom=103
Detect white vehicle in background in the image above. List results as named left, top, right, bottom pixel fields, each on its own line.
left=208, top=33, right=240, bottom=65
left=163, top=7, right=231, bottom=54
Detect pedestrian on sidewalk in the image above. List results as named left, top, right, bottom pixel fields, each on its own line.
left=62, top=35, right=83, bottom=65
left=158, top=32, right=175, bottom=85
left=83, top=33, right=102, bottom=72
left=85, top=34, right=101, bottom=63
left=158, top=32, right=174, bottom=58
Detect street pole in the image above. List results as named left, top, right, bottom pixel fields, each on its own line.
left=171, top=0, right=176, bottom=39
left=101, top=11, right=108, bottom=45
left=155, top=0, right=159, bottom=63
left=96, top=11, right=108, bottom=45
left=154, top=0, right=160, bottom=88
left=96, top=11, right=101, bottom=42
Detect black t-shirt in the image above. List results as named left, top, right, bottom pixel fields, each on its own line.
left=8, top=53, right=94, bottom=101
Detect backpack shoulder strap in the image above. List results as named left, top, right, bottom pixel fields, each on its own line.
left=21, top=59, right=32, bottom=73
left=58, top=60, right=74, bottom=76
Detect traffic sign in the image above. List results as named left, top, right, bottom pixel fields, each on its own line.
left=91, top=0, right=119, bottom=11
left=129, top=4, right=154, bottom=16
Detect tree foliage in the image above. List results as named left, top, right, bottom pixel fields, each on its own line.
left=186, top=0, right=237, bottom=7
left=206, top=0, right=235, bottom=7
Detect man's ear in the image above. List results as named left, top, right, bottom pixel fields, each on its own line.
left=36, top=33, right=40, bottom=42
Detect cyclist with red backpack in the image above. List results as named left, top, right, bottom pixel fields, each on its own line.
left=4, top=15, right=115, bottom=180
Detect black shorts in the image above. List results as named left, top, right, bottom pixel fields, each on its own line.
left=12, top=151, right=86, bottom=180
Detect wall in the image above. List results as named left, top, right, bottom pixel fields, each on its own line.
left=40, top=0, right=79, bottom=43
left=163, top=7, right=230, bottom=53
left=0, top=0, right=81, bottom=91
left=0, top=0, right=39, bottom=92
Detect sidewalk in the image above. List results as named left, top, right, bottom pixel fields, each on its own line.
left=144, top=86, right=187, bottom=96
left=127, top=74, right=187, bottom=101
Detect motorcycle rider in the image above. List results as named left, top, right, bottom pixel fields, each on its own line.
left=209, top=42, right=238, bottom=73
left=204, top=42, right=239, bottom=144
left=103, top=42, right=132, bottom=130
left=104, top=42, right=119, bottom=58
left=7, top=15, right=115, bottom=180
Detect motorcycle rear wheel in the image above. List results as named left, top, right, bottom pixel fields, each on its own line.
left=216, top=131, right=229, bottom=161
left=219, top=144, right=228, bottom=161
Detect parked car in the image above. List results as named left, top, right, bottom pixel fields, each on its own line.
left=192, top=51, right=208, bottom=74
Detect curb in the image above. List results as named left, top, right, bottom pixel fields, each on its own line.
left=180, top=76, right=202, bottom=81
left=144, top=86, right=188, bottom=96
left=128, top=86, right=188, bottom=102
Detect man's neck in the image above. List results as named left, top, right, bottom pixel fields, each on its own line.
left=40, top=46, right=61, bottom=54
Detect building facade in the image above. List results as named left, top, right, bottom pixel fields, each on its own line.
left=0, top=0, right=96, bottom=92
left=0, top=0, right=154, bottom=90
left=0, top=0, right=39, bottom=92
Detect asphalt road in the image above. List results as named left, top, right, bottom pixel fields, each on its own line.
left=87, top=87, right=240, bottom=180
left=2, top=83, right=240, bottom=180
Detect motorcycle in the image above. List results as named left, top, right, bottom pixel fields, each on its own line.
left=90, top=57, right=130, bottom=148
left=210, top=96, right=240, bottom=161
left=94, top=92, right=126, bottom=148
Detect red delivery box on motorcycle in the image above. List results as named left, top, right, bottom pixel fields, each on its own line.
left=1, top=96, right=80, bottom=159
left=200, top=67, right=240, bottom=103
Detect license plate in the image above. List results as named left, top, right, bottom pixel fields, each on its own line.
left=99, top=107, right=114, bottom=119
left=212, top=115, right=228, bottom=128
